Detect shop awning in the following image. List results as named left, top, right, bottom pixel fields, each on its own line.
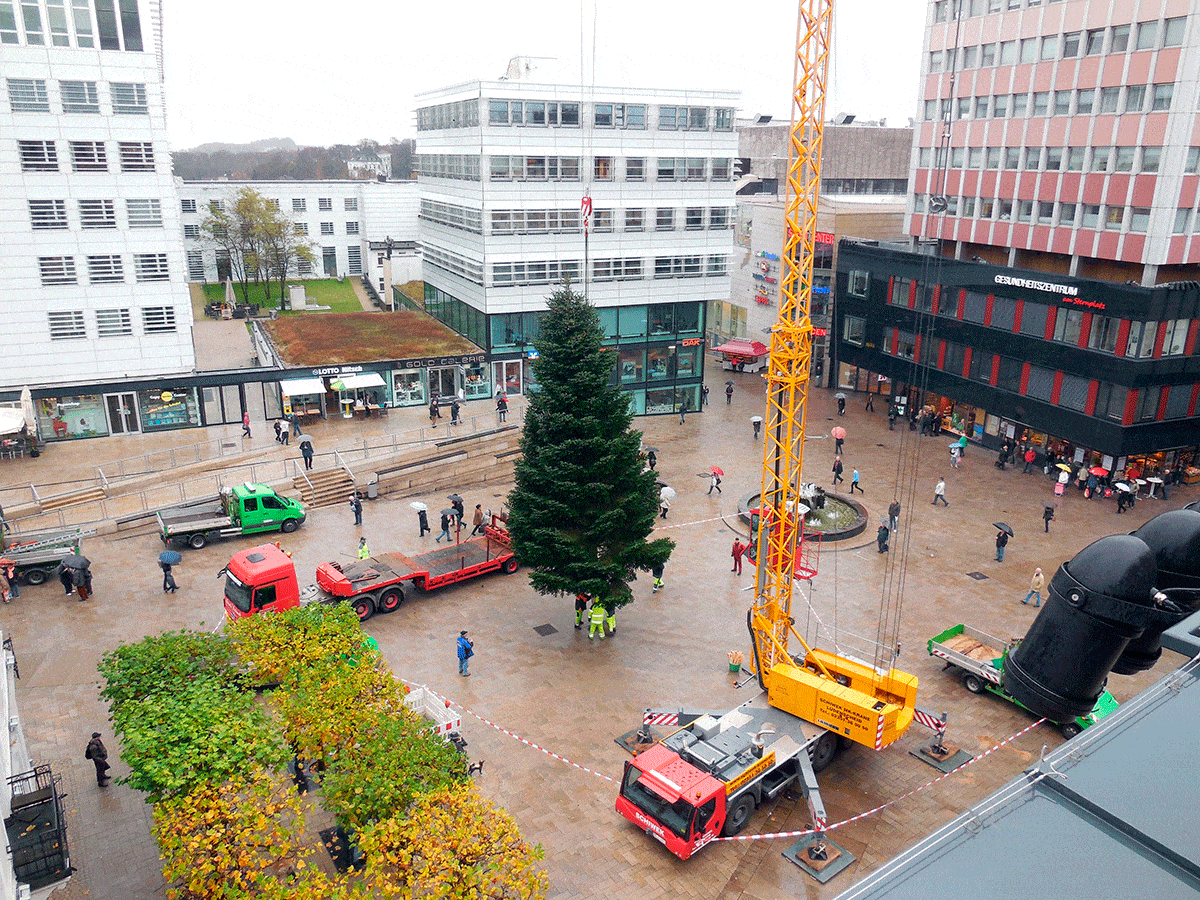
left=0, top=408, right=26, bottom=435
left=713, top=340, right=769, bottom=358
left=279, top=378, right=326, bottom=397
left=330, top=372, right=386, bottom=391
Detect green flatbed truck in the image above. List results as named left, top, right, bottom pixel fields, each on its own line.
left=928, top=623, right=1119, bottom=739
left=157, top=483, right=306, bottom=549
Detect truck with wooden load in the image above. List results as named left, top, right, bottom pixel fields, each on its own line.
left=927, top=623, right=1119, bottom=738
left=157, top=483, right=306, bottom=549
left=222, top=513, right=517, bottom=622
left=0, top=527, right=90, bottom=585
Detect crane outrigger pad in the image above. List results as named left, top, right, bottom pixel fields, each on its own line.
left=783, top=835, right=854, bottom=882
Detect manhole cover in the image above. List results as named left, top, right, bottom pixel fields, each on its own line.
left=966, top=572, right=989, bottom=581
left=533, top=623, right=558, bottom=636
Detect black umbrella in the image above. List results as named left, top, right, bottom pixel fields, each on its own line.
left=644, top=446, right=659, bottom=453
left=447, top=493, right=464, bottom=502
left=992, top=522, right=1014, bottom=537
left=725, top=380, right=735, bottom=386
left=61, top=552, right=90, bottom=568
left=159, top=550, right=182, bottom=566
left=440, top=508, right=458, bottom=517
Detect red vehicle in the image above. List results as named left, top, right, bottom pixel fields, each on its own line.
left=223, top=514, right=518, bottom=622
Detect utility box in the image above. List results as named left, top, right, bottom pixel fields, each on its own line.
left=367, top=474, right=378, bottom=500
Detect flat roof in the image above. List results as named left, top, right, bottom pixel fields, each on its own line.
left=259, top=310, right=482, bottom=367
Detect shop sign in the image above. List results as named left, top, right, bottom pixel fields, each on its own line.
left=1061, top=296, right=1106, bottom=311
left=311, top=365, right=364, bottom=376
left=993, top=274, right=1079, bottom=297
left=395, top=353, right=487, bottom=371
left=815, top=231, right=834, bottom=245
left=680, top=338, right=703, bottom=347
left=812, top=328, right=828, bottom=337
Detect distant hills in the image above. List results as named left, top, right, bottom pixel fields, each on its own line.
left=184, top=137, right=299, bottom=155
left=172, top=138, right=415, bottom=182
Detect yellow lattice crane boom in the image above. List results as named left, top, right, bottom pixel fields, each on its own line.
left=749, top=0, right=918, bottom=752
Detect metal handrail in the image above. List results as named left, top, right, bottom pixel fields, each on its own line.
left=333, top=449, right=356, bottom=486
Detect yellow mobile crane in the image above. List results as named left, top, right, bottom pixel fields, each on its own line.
left=749, top=0, right=918, bottom=753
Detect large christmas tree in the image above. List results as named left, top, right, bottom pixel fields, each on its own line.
left=508, top=284, right=673, bottom=611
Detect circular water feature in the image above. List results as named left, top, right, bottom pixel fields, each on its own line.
left=737, top=486, right=868, bottom=542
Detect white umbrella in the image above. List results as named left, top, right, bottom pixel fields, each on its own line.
left=20, top=386, right=35, bottom=432
left=409, top=501, right=428, bottom=511
left=659, top=486, right=676, bottom=500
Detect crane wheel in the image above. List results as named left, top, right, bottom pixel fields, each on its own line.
left=722, top=796, right=755, bottom=836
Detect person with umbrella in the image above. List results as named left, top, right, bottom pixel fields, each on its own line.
left=725, top=381, right=734, bottom=404
left=449, top=494, right=465, bottom=524
left=708, top=467, right=723, bottom=495
left=412, top=501, right=430, bottom=537
left=994, top=523, right=1013, bottom=562
left=658, top=486, right=673, bottom=519
left=832, top=426, right=846, bottom=455
left=436, top=510, right=453, bottom=543
left=298, top=436, right=315, bottom=471
left=751, top=416, right=762, bottom=439
left=836, top=392, right=846, bottom=416
left=1116, top=482, right=1134, bottom=513
left=159, top=550, right=181, bottom=594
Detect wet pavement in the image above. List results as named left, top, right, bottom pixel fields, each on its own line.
left=2, top=360, right=1186, bottom=900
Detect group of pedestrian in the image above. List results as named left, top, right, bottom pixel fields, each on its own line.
left=830, top=456, right=863, bottom=494
left=575, top=593, right=618, bottom=640
left=273, top=418, right=291, bottom=445
left=56, top=558, right=92, bottom=600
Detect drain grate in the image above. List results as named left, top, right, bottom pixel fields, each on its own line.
left=966, top=572, right=989, bottom=581
left=533, top=623, right=558, bottom=636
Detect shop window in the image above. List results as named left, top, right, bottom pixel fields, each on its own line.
left=39, top=395, right=109, bottom=440
left=617, top=348, right=644, bottom=382
left=842, top=315, right=865, bottom=347
left=138, top=389, right=197, bottom=431
left=848, top=270, right=869, bottom=298
left=647, top=347, right=673, bottom=380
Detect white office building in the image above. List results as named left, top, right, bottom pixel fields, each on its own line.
left=415, top=66, right=737, bottom=412
left=0, top=0, right=194, bottom=401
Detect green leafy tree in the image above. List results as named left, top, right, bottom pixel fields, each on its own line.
left=98, top=630, right=241, bottom=714
left=508, top=283, right=673, bottom=612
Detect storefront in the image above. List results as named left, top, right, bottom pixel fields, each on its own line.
left=391, top=371, right=426, bottom=407
left=37, top=388, right=201, bottom=440
left=329, top=372, right=387, bottom=418
left=279, top=378, right=327, bottom=421
left=392, top=352, right=489, bottom=405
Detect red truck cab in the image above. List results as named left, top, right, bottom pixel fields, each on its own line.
left=223, top=543, right=301, bottom=620
left=616, top=744, right=725, bottom=859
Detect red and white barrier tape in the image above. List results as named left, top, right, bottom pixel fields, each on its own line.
left=459, top=704, right=618, bottom=783
left=654, top=513, right=729, bottom=531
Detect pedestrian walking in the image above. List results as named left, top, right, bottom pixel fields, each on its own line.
left=725, top=383, right=734, bottom=404
left=957, top=434, right=968, bottom=458
left=436, top=512, right=451, bottom=543
left=994, top=528, right=1009, bottom=562
left=357, top=537, right=370, bottom=560
left=588, top=600, right=607, bottom=639
left=73, top=565, right=91, bottom=601
left=865, top=393, right=875, bottom=412
left=1023, top=447, right=1036, bottom=474
left=418, top=508, right=430, bottom=537
left=658, top=496, right=670, bottom=519
left=834, top=434, right=844, bottom=455
left=605, top=603, right=616, bottom=635
left=831, top=456, right=844, bottom=485
left=1043, top=505, right=1055, bottom=532
left=731, top=539, right=745, bottom=575
left=279, top=419, right=290, bottom=445
left=471, top=504, right=485, bottom=536
left=887, top=405, right=897, bottom=430
left=452, top=498, right=465, bottom=524
left=933, top=477, right=949, bottom=506
left=160, top=561, right=177, bottom=594
left=457, top=630, right=473, bottom=675
left=888, top=500, right=901, bottom=533
left=0, top=566, right=10, bottom=604
left=273, top=420, right=283, bottom=443
left=678, top=396, right=689, bottom=424
left=646, top=449, right=657, bottom=470
left=350, top=493, right=363, bottom=526
left=429, top=398, right=439, bottom=428
left=876, top=524, right=890, bottom=553
left=241, top=411, right=251, bottom=438
left=950, top=445, right=961, bottom=469
left=651, top=562, right=665, bottom=593
left=300, top=439, right=314, bottom=471
left=702, top=385, right=710, bottom=406
left=56, top=561, right=73, bottom=596
left=837, top=395, right=846, bottom=416
left=575, top=593, right=590, bottom=629
left=708, top=472, right=722, bottom=495
left=85, top=732, right=111, bottom=786
left=752, top=418, right=761, bottom=439
left=496, top=394, right=508, bottom=423
left=450, top=399, right=461, bottom=426
left=1022, top=568, right=1045, bottom=606
left=850, top=468, right=863, bottom=494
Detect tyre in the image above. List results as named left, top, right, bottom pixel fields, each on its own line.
left=1059, top=722, right=1082, bottom=739
left=378, top=588, right=404, bottom=613
left=722, top=795, right=755, bottom=836
left=501, top=556, right=518, bottom=574
left=963, top=673, right=985, bottom=694
left=809, top=731, right=839, bottom=772
left=188, top=533, right=207, bottom=550
left=23, top=568, right=47, bottom=586
left=352, top=598, right=374, bottom=622
left=281, top=519, right=298, bottom=534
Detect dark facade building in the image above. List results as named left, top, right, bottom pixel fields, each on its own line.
left=834, top=239, right=1200, bottom=474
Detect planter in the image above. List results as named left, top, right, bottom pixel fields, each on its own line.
left=729, top=663, right=741, bottom=673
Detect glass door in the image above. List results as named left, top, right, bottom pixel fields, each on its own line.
left=493, top=360, right=522, bottom=395
left=429, top=366, right=458, bottom=400
left=104, top=393, right=141, bottom=434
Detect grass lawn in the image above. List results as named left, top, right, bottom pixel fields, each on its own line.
left=200, top=279, right=362, bottom=313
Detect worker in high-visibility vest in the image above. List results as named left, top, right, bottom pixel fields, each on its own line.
left=605, top=603, right=616, bottom=635
left=588, top=599, right=607, bottom=640
left=358, top=537, right=370, bottom=559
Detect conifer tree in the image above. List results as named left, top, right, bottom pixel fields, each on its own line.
left=508, top=284, right=673, bottom=611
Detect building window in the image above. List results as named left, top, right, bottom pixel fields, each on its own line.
left=1141, top=147, right=1161, bottom=172
left=18, top=139, right=58, bottom=171
left=1020, top=37, right=1037, bottom=63
left=1044, top=147, right=1062, bottom=170
left=707, top=255, right=727, bottom=276
left=294, top=222, right=308, bottom=236
left=345, top=220, right=359, bottom=235
left=684, top=207, right=705, bottom=231
left=1162, top=319, right=1189, bottom=356
left=29, top=199, right=68, bottom=229
left=1040, top=35, right=1058, bottom=60
left=347, top=246, right=362, bottom=275
left=594, top=103, right=613, bottom=126
left=87, top=254, right=123, bottom=283
left=1110, top=24, right=1130, bottom=52
left=1058, top=203, right=1076, bottom=226
left=962, top=291, right=987, bottom=323
left=848, top=270, right=869, bottom=298
left=117, top=141, right=154, bottom=172
left=1011, top=93, right=1029, bottom=117
left=1090, top=146, right=1111, bottom=172
left=1135, top=20, right=1158, bottom=50
left=320, top=221, right=334, bottom=235
left=591, top=209, right=612, bottom=233
left=1129, top=207, right=1150, bottom=231
left=292, top=198, right=306, bottom=212
left=1065, top=147, right=1085, bottom=171
left=181, top=198, right=197, bottom=214
left=1084, top=27, right=1105, bottom=54
left=1089, top=315, right=1120, bottom=352
left=7, top=78, right=49, bottom=111
left=79, top=199, right=116, bottom=228
left=624, top=208, right=645, bottom=232
left=1124, top=84, right=1146, bottom=112
left=38, top=256, right=76, bottom=285
left=1173, top=209, right=1192, bottom=234
left=48, top=310, right=86, bottom=340
left=715, top=108, right=734, bottom=131
left=133, top=253, right=169, bottom=282
left=1026, top=365, right=1054, bottom=402
left=1062, top=31, right=1081, bottom=57
left=110, top=81, right=148, bottom=115
left=843, top=315, right=865, bottom=346
left=1053, top=309, right=1084, bottom=344
left=142, top=306, right=176, bottom=333
left=996, top=356, right=1023, bottom=392
left=183, top=223, right=199, bottom=239
left=1019, top=302, right=1048, bottom=336
left=594, top=156, right=613, bottom=180
left=1125, top=321, right=1155, bottom=357
left=1163, top=16, right=1186, bottom=47
left=658, top=105, right=680, bottom=129
left=96, top=308, right=132, bottom=337
left=1053, top=91, right=1071, bottom=115
left=1075, top=89, right=1094, bottom=115
left=1104, top=205, right=1125, bottom=230
left=344, top=197, right=358, bottom=211
left=655, top=208, right=675, bottom=231
left=318, top=197, right=332, bottom=211
left=186, top=250, right=204, bottom=280
left=1098, top=87, right=1120, bottom=113
left=126, top=198, right=162, bottom=228
left=60, top=79, right=99, bottom=113
left=1114, top=146, right=1136, bottom=172
left=1151, top=83, right=1173, bottom=111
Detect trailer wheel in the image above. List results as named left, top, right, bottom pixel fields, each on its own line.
left=722, top=795, right=755, bottom=836
left=501, top=556, right=518, bottom=574
left=809, top=731, right=839, bottom=772
left=1059, top=722, right=1082, bottom=739
left=23, top=568, right=48, bottom=586
left=188, top=533, right=207, bottom=550
left=963, top=673, right=985, bottom=694
left=281, top=519, right=298, bottom=534
left=352, top=598, right=375, bottom=622
left=378, top=588, right=404, bottom=614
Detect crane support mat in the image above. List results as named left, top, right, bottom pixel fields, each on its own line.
left=911, top=744, right=973, bottom=773
left=783, top=836, right=854, bottom=882
left=614, top=725, right=664, bottom=756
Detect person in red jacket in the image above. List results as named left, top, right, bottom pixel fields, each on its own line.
left=731, top=539, right=746, bottom=575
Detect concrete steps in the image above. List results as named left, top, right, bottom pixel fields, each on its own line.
left=369, top=427, right=522, bottom=502
left=294, top=469, right=355, bottom=509
left=39, top=485, right=107, bottom=513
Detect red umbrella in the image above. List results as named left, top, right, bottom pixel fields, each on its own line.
left=831, top=426, right=846, bottom=440
left=710, top=466, right=725, bottom=476
left=1088, top=466, right=1108, bottom=476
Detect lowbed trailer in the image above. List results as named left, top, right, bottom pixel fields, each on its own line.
left=928, top=623, right=1118, bottom=738
left=0, top=528, right=90, bottom=585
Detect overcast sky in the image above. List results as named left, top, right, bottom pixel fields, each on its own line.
left=162, top=0, right=926, bottom=150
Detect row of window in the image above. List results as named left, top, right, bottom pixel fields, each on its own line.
left=0, top=0, right=142, bottom=50
left=918, top=143, right=1196, bottom=175
left=417, top=98, right=735, bottom=133
left=28, top=198, right=165, bottom=230
left=181, top=196, right=358, bottom=214
left=419, top=200, right=734, bottom=236
left=17, top=138, right=155, bottom=173
left=914, top=192, right=1200, bottom=235
left=37, top=253, right=170, bottom=285
left=415, top=154, right=734, bottom=183
left=491, top=255, right=729, bottom=286
left=181, top=220, right=358, bottom=239
left=185, top=246, right=362, bottom=281
left=47, top=307, right=176, bottom=342
left=923, top=82, right=1177, bottom=125
left=927, top=16, right=1187, bottom=70
left=7, top=77, right=148, bottom=115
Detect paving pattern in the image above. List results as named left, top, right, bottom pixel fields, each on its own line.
left=3, top=364, right=1183, bottom=900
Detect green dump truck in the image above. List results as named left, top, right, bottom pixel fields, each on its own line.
left=157, top=483, right=306, bottom=549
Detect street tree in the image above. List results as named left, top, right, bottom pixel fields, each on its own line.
left=508, top=283, right=673, bottom=613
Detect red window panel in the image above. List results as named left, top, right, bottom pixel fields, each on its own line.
left=1051, top=371, right=1064, bottom=405
left=1078, top=312, right=1092, bottom=348
left=1044, top=307, right=1057, bottom=340
left=1085, top=380, right=1099, bottom=416
left=984, top=294, right=995, bottom=327
left=1189, top=384, right=1200, bottom=418
left=1156, top=387, right=1169, bottom=421
left=1153, top=322, right=1166, bottom=359
left=956, top=288, right=966, bottom=319
left=1019, top=362, right=1031, bottom=394
left=1122, top=388, right=1138, bottom=426
left=1185, top=320, right=1199, bottom=357
left=937, top=340, right=946, bottom=369
left=1013, top=301, right=1024, bottom=333
left=963, top=346, right=973, bottom=378
left=990, top=355, right=1000, bottom=385
left=1115, top=319, right=1131, bottom=357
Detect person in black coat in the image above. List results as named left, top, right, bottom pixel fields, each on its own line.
left=418, top=508, right=430, bottom=537
left=161, top=561, right=177, bottom=593
left=86, top=732, right=111, bottom=786
left=876, top=524, right=890, bottom=553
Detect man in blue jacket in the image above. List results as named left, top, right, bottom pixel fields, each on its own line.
left=457, top=630, right=473, bottom=676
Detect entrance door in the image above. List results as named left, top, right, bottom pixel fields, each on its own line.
left=104, top=393, right=141, bottom=434
left=322, top=247, right=338, bottom=277
left=429, top=366, right=458, bottom=400
left=493, top=360, right=522, bottom=395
